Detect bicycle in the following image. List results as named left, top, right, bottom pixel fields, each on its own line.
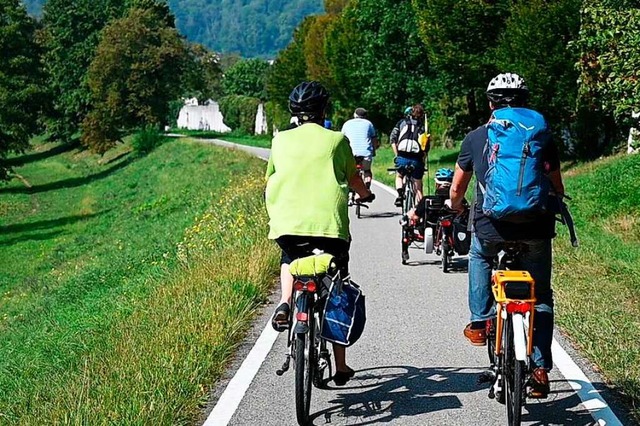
left=434, top=207, right=456, bottom=273
left=481, top=243, right=537, bottom=426
left=349, top=156, right=369, bottom=219
left=388, top=164, right=422, bottom=264
left=275, top=253, right=335, bottom=425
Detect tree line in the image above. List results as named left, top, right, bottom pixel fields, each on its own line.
left=0, top=0, right=225, bottom=179
left=2, top=0, right=639, bottom=180
left=265, top=0, right=640, bottom=159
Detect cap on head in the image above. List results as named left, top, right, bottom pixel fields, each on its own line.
left=486, top=73, right=529, bottom=107
left=354, top=107, right=367, bottom=118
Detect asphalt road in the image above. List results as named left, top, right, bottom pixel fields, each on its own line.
left=198, top=139, right=628, bottom=426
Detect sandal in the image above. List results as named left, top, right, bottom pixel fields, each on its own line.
left=333, top=367, right=355, bottom=386
left=271, top=302, right=290, bottom=332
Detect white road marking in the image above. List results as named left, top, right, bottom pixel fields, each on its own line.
left=552, top=339, right=623, bottom=425
left=203, top=322, right=279, bottom=426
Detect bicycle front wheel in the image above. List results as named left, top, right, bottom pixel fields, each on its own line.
left=294, top=305, right=314, bottom=425
left=505, top=315, right=525, bottom=426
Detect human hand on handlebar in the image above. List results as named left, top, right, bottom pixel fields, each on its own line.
left=445, top=198, right=465, bottom=214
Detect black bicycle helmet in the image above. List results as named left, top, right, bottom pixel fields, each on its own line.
left=486, top=73, right=529, bottom=106
left=288, top=81, right=329, bottom=122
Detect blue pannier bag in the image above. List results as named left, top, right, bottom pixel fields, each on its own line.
left=482, top=107, right=550, bottom=222
left=320, top=278, right=366, bottom=347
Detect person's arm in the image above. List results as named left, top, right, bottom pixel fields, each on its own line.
left=548, top=169, right=565, bottom=197
left=349, top=172, right=371, bottom=198
left=265, top=153, right=275, bottom=180
left=389, top=122, right=401, bottom=156
left=446, top=133, right=474, bottom=211
left=542, top=133, right=565, bottom=196
left=448, top=163, right=472, bottom=211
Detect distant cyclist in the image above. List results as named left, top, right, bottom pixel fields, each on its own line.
left=447, top=73, right=566, bottom=399
left=265, top=81, right=374, bottom=386
left=341, top=108, right=379, bottom=188
left=390, top=104, right=430, bottom=207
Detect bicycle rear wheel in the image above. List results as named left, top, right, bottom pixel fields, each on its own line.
left=504, top=315, right=525, bottom=426
left=403, top=179, right=415, bottom=215
left=294, top=302, right=314, bottom=425
left=441, top=237, right=450, bottom=272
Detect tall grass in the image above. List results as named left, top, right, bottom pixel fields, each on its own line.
left=0, top=139, right=278, bottom=423
left=554, top=153, right=640, bottom=420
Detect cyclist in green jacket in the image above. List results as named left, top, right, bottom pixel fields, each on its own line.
left=265, top=81, right=374, bottom=385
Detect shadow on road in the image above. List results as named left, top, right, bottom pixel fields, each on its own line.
left=309, top=366, right=604, bottom=425
left=524, top=380, right=607, bottom=426
left=310, top=365, right=475, bottom=425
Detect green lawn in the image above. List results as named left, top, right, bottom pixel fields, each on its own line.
left=0, top=138, right=278, bottom=424
left=553, top=153, right=640, bottom=420
left=169, top=129, right=271, bottom=148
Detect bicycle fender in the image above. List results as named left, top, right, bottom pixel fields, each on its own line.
left=512, top=313, right=528, bottom=361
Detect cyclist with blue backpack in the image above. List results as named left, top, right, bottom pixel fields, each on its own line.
left=446, top=73, right=565, bottom=399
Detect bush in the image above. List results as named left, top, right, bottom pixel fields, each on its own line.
left=131, top=127, right=165, bottom=154
left=264, top=101, right=291, bottom=134
left=218, top=95, right=260, bottom=134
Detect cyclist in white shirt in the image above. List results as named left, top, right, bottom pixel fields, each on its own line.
left=341, top=108, right=379, bottom=188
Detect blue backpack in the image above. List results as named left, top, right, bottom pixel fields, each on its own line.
left=481, top=107, right=550, bottom=221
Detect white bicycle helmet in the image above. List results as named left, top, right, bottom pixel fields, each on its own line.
left=486, top=73, right=529, bottom=105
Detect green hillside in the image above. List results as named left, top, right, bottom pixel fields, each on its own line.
left=554, top=153, right=640, bottom=418
left=22, top=0, right=323, bottom=58
left=0, top=138, right=278, bottom=423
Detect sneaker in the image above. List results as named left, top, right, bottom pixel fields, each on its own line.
left=394, top=196, right=403, bottom=207
left=529, top=368, right=550, bottom=398
left=463, top=323, right=487, bottom=346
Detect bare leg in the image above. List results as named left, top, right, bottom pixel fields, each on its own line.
left=332, top=343, right=350, bottom=372
left=395, top=173, right=404, bottom=192
left=279, top=263, right=293, bottom=305
left=414, top=178, right=424, bottom=202
left=364, top=170, right=372, bottom=187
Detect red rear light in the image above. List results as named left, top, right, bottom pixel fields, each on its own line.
left=293, top=279, right=317, bottom=293
left=506, top=302, right=530, bottom=314
left=296, top=312, right=308, bottom=322
left=440, top=219, right=452, bottom=227
left=356, top=164, right=364, bottom=170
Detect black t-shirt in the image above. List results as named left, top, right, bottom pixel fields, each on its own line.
left=457, top=122, right=560, bottom=242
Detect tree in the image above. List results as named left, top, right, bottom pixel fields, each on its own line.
left=494, top=0, right=581, bottom=152
left=415, top=0, right=511, bottom=134
left=0, top=0, right=46, bottom=180
left=81, top=6, right=189, bottom=153
left=265, top=16, right=313, bottom=129
left=574, top=2, right=640, bottom=156
left=182, top=43, right=224, bottom=102
left=222, top=58, right=270, bottom=99
left=325, top=0, right=431, bottom=131
left=40, top=0, right=127, bottom=140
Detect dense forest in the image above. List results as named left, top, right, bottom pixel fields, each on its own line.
left=21, top=0, right=323, bottom=58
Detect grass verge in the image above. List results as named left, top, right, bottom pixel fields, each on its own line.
left=0, top=138, right=278, bottom=423
left=169, top=129, right=271, bottom=148
left=554, top=153, right=640, bottom=421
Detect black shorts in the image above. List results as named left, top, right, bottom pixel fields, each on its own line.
left=275, top=235, right=350, bottom=275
